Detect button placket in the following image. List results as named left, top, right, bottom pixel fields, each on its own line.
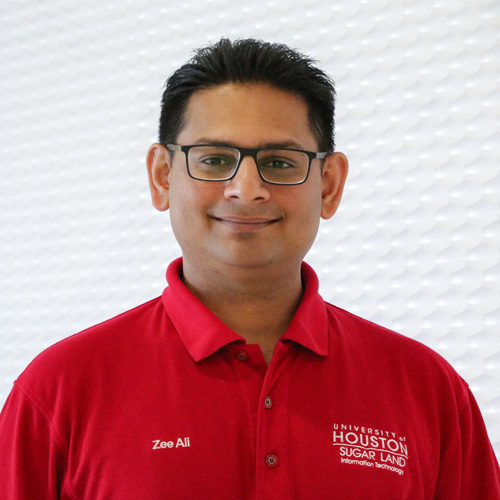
left=256, top=343, right=294, bottom=498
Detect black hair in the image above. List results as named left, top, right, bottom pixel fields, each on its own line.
left=159, top=38, right=336, bottom=152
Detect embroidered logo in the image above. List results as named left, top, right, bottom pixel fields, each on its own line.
left=333, top=423, right=408, bottom=476
left=152, top=437, right=191, bottom=450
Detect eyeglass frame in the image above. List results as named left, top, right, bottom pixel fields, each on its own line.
left=165, top=143, right=330, bottom=186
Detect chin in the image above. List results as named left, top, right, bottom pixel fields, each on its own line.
left=218, top=249, right=295, bottom=271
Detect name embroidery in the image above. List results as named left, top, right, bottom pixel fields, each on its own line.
left=333, top=423, right=408, bottom=476
left=152, top=437, right=191, bottom=449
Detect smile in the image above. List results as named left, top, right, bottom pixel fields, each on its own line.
left=211, top=216, right=279, bottom=232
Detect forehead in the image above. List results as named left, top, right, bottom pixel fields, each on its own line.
left=177, top=83, right=318, bottom=150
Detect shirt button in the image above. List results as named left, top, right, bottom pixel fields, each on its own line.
left=265, top=453, right=279, bottom=468
left=236, top=350, right=248, bottom=362
left=264, top=396, right=273, bottom=409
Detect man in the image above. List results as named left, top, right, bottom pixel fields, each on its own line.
left=0, top=38, right=499, bottom=499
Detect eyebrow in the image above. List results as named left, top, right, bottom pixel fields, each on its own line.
left=191, top=138, right=308, bottom=150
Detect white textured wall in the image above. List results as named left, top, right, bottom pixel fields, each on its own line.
left=1, top=0, right=498, bottom=458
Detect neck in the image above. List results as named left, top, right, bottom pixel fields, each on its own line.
left=181, top=258, right=304, bottom=350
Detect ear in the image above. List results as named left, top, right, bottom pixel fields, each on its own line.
left=320, top=152, right=348, bottom=219
left=146, top=143, right=171, bottom=212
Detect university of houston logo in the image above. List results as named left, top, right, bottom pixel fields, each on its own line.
left=333, top=423, right=409, bottom=476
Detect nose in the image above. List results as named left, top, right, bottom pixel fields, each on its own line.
left=223, top=155, right=271, bottom=203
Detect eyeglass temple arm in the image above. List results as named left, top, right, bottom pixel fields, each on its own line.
left=166, top=144, right=183, bottom=152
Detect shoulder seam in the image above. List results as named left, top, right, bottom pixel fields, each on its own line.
left=10, top=382, right=82, bottom=500
left=14, top=380, right=70, bottom=456
left=29, top=296, right=162, bottom=354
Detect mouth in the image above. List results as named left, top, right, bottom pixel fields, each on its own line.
left=210, top=215, right=280, bottom=232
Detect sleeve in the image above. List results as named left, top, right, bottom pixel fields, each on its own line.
left=0, top=383, right=69, bottom=500
left=434, top=387, right=500, bottom=500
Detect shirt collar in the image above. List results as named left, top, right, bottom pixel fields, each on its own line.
left=162, top=258, right=328, bottom=362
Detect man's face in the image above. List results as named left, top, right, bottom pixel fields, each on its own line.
left=148, top=83, right=347, bottom=273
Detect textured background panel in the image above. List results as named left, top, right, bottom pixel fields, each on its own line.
left=1, top=0, right=499, bottom=459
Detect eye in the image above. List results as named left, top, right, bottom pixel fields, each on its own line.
left=200, top=155, right=233, bottom=166
left=260, top=157, right=297, bottom=169
left=265, top=160, right=293, bottom=169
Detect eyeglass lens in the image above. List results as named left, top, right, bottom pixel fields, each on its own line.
left=187, top=146, right=309, bottom=184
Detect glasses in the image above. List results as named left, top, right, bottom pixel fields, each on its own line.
left=166, top=144, right=328, bottom=185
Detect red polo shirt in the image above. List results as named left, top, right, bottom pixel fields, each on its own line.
left=0, top=258, right=499, bottom=499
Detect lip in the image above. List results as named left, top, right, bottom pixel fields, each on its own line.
left=210, top=215, right=279, bottom=232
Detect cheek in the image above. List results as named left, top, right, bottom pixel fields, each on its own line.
left=167, top=180, right=195, bottom=245
left=298, top=211, right=321, bottom=247
left=287, top=190, right=322, bottom=242
left=168, top=182, right=214, bottom=235
left=297, top=181, right=323, bottom=220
